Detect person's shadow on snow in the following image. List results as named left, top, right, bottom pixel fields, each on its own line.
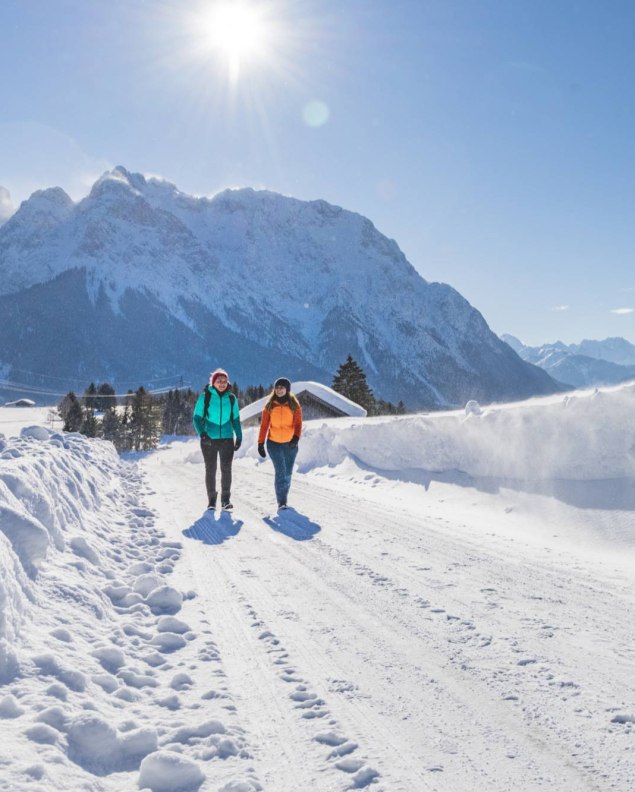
left=183, top=511, right=243, bottom=545
left=263, top=508, right=321, bottom=541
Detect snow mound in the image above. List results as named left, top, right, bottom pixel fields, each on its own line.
left=67, top=713, right=157, bottom=773
left=138, top=750, right=205, bottom=792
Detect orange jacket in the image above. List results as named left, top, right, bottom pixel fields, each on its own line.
left=258, top=400, right=302, bottom=444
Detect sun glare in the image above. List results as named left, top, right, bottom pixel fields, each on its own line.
left=201, top=1, right=273, bottom=75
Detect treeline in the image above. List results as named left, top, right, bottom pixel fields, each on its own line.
left=58, top=385, right=195, bottom=452
left=57, top=355, right=405, bottom=451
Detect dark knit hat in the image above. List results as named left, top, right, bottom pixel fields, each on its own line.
left=210, top=368, right=229, bottom=386
left=274, top=377, right=291, bottom=392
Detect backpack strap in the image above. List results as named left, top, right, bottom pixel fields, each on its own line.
left=204, top=386, right=236, bottom=420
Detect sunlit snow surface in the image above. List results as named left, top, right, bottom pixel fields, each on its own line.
left=0, top=384, right=633, bottom=790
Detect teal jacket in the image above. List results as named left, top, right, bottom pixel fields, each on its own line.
left=193, top=387, right=242, bottom=441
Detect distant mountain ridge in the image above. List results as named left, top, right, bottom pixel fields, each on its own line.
left=501, top=335, right=635, bottom=388
left=0, top=167, right=560, bottom=408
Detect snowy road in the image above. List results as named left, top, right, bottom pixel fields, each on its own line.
left=143, top=441, right=635, bottom=792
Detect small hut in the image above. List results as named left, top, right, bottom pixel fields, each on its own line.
left=240, top=381, right=367, bottom=427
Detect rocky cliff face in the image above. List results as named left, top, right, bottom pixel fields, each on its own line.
left=0, top=167, right=559, bottom=407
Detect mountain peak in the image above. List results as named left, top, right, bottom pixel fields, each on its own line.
left=89, top=166, right=143, bottom=200
left=11, top=186, right=73, bottom=228
left=25, top=186, right=73, bottom=209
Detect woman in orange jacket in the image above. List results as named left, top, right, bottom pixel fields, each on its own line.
left=257, top=377, right=302, bottom=510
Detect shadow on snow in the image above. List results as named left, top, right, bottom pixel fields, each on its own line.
left=263, top=507, right=321, bottom=541
left=349, top=454, right=635, bottom=513
left=182, top=511, right=243, bottom=545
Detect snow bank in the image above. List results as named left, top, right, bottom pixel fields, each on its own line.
left=0, top=428, right=125, bottom=682
left=0, top=424, right=260, bottom=791
left=0, top=428, right=118, bottom=578
left=295, top=383, right=635, bottom=482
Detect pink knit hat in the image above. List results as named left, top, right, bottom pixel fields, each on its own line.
left=210, top=368, right=229, bottom=386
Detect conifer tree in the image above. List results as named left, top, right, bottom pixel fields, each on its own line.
left=81, top=408, right=99, bottom=438
left=59, top=392, right=84, bottom=432
left=96, top=383, right=116, bottom=412
left=332, top=354, right=376, bottom=413
left=119, top=391, right=135, bottom=451
left=84, top=382, right=98, bottom=411
left=102, top=406, right=123, bottom=449
left=58, top=392, right=75, bottom=424
left=160, top=389, right=197, bottom=435
left=129, top=386, right=161, bottom=450
left=161, top=389, right=179, bottom=436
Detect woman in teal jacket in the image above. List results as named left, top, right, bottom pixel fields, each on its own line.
left=193, top=368, right=242, bottom=511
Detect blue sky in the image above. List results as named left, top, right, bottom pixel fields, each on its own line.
left=1, top=0, right=634, bottom=345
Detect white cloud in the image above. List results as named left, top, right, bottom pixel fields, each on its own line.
left=552, top=305, right=569, bottom=311
left=610, top=307, right=634, bottom=315
left=0, top=186, right=14, bottom=223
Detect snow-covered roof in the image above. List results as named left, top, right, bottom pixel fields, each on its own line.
left=239, top=381, right=367, bottom=422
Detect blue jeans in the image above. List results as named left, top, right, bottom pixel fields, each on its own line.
left=266, top=439, right=298, bottom=505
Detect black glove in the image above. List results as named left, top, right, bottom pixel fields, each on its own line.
left=234, top=438, right=241, bottom=451
left=258, top=443, right=266, bottom=458
left=288, top=435, right=299, bottom=449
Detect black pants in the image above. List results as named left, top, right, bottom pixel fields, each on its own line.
left=201, top=438, right=234, bottom=503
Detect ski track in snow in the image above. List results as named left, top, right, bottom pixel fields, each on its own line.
left=143, top=446, right=635, bottom=792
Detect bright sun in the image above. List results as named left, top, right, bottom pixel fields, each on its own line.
left=202, top=1, right=272, bottom=72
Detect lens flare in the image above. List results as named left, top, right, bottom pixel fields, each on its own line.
left=302, top=100, right=330, bottom=127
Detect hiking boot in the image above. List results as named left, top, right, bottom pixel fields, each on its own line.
left=277, top=501, right=288, bottom=511
left=207, top=495, right=217, bottom=511
left=221, top=501, right=233, bottom=511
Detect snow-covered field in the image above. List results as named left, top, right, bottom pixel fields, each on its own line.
left=1, top=386, right=634, bottom=791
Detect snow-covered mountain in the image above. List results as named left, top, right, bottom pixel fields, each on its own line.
left=502, top=334, right=635, bottom=388
left=0, top=167, right=559, bottom=408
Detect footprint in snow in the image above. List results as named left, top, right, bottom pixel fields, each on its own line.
left=611, top=713, right=635, bottom=724
left=349, top=765, right=380, bottom=787
left=314, top=731, right=348, bottom=747
left=329, top=741, right=358, bottom=758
